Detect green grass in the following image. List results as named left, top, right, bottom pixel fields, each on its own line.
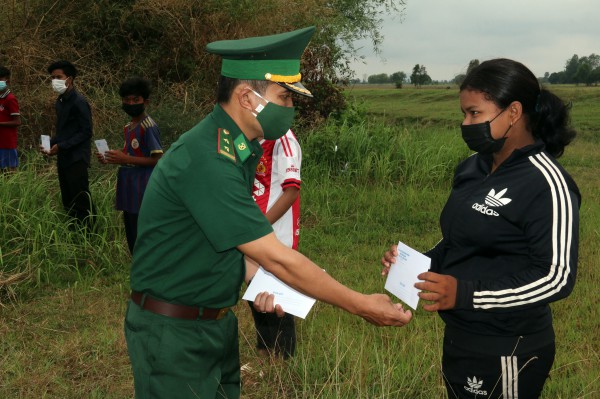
left=1, top=85, right=598, bottom=398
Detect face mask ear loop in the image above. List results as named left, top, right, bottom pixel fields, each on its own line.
left=489, top=106, right=508, bottom=124
left=250, top=89, right=269, bottom=115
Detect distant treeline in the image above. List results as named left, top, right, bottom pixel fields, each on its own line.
left=544, top=54, right=600, bottom=85
left=360, top=53, right=600, bottom=88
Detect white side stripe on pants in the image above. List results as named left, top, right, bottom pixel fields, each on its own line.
left=502, top=356, right=519, bottom=399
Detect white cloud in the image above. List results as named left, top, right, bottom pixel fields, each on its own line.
left=350, top=0, right=600, bottom=81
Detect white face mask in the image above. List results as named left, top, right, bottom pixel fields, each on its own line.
left=52, top=78, right=68, bottom=94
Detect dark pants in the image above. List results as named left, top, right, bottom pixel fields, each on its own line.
left=123, top=211, right=138, bottom=254
left=247, top=301, right=296, bottom=359
left=125, top=301, right=241, bottom=399
left=442, top=333, right=555, bottom=399
left=57, top=160, right=94, bottom=227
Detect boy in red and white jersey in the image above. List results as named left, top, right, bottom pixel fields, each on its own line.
left=249, top=128, right=301, bottom=358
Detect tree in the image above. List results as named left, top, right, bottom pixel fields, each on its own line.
left=467, top=59, right=480, bottom=75
left=367, top=73, right=390, bottom=84
left=390, top=71, right=406, bottom=88
left=574, top=54, right=600, bottom=85
left=564, top=54, right=580, bottom=83
left=574, top=63, right=592, bottom=85
left=410, top=64, right=431, bottom=87
left=453, top=73, right=466, bottom=85
left=548, top=71, right=566, bottom=84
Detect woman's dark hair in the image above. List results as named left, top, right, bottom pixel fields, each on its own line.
left=460, top=58, right=576, bottom=157
left=47, top=60, right=78, bottom=78
left=119, top=77, right=152, bottom=99
left=216, top=76, right=269, bottom=104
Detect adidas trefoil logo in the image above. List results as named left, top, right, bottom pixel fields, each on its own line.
left=464, top=376, right=488, bottom=396
left=467, top=376, right=483, bottom=389
left=485, top=188, right=512, bottom=207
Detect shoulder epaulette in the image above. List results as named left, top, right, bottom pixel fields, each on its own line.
left=217, top=128, right=236, bottom=162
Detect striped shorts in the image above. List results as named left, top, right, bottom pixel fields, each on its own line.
left=441, top=332, right=555, bottom=399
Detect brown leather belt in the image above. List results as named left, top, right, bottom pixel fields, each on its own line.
left=130, top=291, right=230, bottom=320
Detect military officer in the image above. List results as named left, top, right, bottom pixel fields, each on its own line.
left=124, top=26, right=413, bottom=399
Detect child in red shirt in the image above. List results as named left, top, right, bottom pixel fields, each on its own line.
left=0, top=66, right=21, bottom=171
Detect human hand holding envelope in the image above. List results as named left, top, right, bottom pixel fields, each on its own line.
left=384, top=241, right=431, bottom=310
left=242, top=267, right=316, bottom=319
left=40, top=135, right=51, bottom=152
left=94, top=139, right=110, bottom=156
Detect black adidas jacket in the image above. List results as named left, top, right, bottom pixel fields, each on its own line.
left=426, top=141, right=580, bottom=338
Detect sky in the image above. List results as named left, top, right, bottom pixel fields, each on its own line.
left=350, top=0, right=600, bottom=82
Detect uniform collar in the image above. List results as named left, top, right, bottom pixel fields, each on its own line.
left=211, top=104, right=261, bottom=164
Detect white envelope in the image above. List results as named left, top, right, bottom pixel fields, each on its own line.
left=94, top=139, right=110, bottom=155
left=40, top=135, right=51, bottom=151
left=384, top=241, right=431, bottom=310
left=242, top=267, right=316, bottom=319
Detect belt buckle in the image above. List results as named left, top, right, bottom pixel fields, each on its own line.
left=215, top=307, right=229, bottom=320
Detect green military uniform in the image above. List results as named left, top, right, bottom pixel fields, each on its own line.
left=125, top=26, right=315, bottom=399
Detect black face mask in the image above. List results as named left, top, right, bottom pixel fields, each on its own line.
left=122, top=103, right=145, bottom=117
left=460, top=108, right=511, bottom=154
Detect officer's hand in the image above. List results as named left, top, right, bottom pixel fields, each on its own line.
left=380, top=244, right=398, bottom=276
left=359, top=294, right=412, bottom=327
left=415, top=272, right=457, bottom=312
left=252, top=291, right=285, bottom=318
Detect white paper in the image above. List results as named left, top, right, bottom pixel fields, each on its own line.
left=41, top=135, right=51, bottom=152
left=94, top=139, right=110, bottom=155
left=384, top=241, right=431, bottom=310
left=242, top=267, right=316, bottom=319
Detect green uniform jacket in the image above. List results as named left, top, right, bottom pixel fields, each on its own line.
left=130, top=104, right=273, bottom=308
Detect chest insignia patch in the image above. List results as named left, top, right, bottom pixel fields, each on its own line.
left=256, top=162, right=266, bottom=175
left=217, top=128, right=236, bottom=162
left=131, top=138, right=140, bottom=149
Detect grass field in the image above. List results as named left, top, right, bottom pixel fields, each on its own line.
left=1, top=85, right=598, bottom=398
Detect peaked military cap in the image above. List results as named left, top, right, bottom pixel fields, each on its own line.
left=206, top=26, right=315, bottom=97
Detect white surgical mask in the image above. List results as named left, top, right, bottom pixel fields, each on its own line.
left=52, top=78, right=68, bottom=94
left=0, top=81, right=7, bottom=91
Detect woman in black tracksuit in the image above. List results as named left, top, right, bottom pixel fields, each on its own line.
left=382, top=58, right=580, bottom=399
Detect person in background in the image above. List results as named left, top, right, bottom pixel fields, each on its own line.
left=43, top=60, right=94, bottom=228
left=0, top=66, right=21, bottom=172
left=97, top=77, right=163, bottom=254
left=382, top=58, right=580, bottom=399
left=125, top=26, right=412, bottom=399
left=248, top=128, right=302, bottom=359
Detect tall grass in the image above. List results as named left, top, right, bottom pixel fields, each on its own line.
left=301, top=115, right=471, bottom=188
left=0, top=152, right=129, bottom=302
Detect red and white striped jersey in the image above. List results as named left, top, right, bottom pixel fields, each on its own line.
left=253, top=130, right=301, bottom=249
